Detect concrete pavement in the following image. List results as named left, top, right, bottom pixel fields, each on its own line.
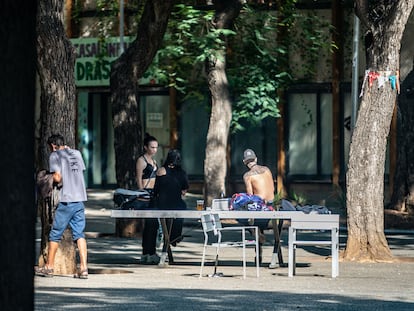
left=34, top=189, right=414, bottom=310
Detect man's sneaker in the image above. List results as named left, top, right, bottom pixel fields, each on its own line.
left=35, top=266, right=54, bottom=277
left=158, top=253, right=168, bottom=267
left=146, top=254, right=160, bottom=265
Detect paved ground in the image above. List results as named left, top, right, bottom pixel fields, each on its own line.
left=34, top=189, right=414, bottom=310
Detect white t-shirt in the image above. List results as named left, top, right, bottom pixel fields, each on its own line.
left=49, top=148, right=87, bottom=202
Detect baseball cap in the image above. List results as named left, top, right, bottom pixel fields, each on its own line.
left=243, top=149, right=256, bottom=163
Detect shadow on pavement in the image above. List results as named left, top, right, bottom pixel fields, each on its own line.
left=35, top=287, right=414, bottom=311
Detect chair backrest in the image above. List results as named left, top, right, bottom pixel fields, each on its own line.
left=201, top=213, right=223, bottom=234
left=211, top=198, right=231, bottom=211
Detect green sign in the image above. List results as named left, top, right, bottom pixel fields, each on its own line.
left=71, top=37, right=133, bottom=87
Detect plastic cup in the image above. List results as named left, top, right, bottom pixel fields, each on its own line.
left=196, top=200, right=204, bottom=211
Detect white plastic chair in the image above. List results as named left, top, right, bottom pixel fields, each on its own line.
left=199, top=212, right=260, bottom=279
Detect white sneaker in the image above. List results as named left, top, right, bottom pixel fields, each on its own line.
left=158, top=252, right=168, bottom=267
left=268, top=253, right=279, bottom=269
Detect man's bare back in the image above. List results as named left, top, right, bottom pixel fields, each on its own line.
left=243, top=164, right=275, bottom=202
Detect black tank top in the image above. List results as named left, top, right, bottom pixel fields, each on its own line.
left=142, top=155, right=157, bottom=179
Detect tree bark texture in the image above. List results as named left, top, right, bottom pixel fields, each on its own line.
left=36, top=0, right=78, bottom=274
left=37, top=0, right=77, bottom=167
left=204, top=0, right=243, bottom=205
left=344, top=0, right=414, bottom=262
left=110, top=0, right=173, bottom=189
left=37, top=187, right=76, bottom=271
left=0, top=2, right=37, bottom=309
left=389, top=70, right=414, bottom=213
left=110, top=0, right=173, bottom=236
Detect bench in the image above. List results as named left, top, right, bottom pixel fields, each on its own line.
left=288, top=214, right=339, bottom=278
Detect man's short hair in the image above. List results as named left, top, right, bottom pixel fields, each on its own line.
left=243, top=148, right=257, bottom=164
left=47, top=134, right=65, bottom=147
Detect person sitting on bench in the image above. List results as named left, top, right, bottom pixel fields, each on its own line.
left=239, top=148, right=275, bottom=264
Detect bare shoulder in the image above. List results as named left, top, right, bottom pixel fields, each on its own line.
left=246, top=164, right=269, bottom=176
left=136, top=155, right=145, bottom=165
left=260, top=165, right=271, bottom=172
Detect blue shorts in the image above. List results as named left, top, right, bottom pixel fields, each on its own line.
left=49, top=202, right=86, bottom=242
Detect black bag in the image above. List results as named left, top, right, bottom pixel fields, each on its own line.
left=113, top=188, right=151, bottom=210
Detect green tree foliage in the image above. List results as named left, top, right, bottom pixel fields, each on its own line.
left=73, top=1, right=335, bottom=131
left=147, top=4, right=285, bottom=131
left=146, top=2, right=335, bottom=131
left=145, top=4, right=229, bottom=97
left=227, top=6, right=288, bottom=131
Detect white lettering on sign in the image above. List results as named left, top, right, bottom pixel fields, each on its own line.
left=70, top=37, right=133, bottom=87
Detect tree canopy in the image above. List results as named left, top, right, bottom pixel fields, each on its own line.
left=145, top=2, right=334, bottom=132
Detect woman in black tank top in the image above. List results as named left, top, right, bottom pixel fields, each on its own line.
left=136, top=134, right=160, bottom=264
left=136, top=136, right=158, bottom=193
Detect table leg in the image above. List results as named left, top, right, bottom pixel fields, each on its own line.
left=270, top=219, right=284, bottom=266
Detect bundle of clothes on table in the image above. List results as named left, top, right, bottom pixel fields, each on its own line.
left=230, top=193, right=331, bottom=214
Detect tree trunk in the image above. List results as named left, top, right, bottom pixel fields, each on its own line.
left=37, top=187, right=76, bottom=272
left=204, top=0, right=243, bottom=205
left=331, top=0, right=343, bottom=187
left=389, top=69, right=414, bottom=213
left=110, top=0, right=173, bottom=236
left=274, top=0, right=294, bottom=197
left=344, top=1, right=414, bottom=262
left=36, top=0, right=78, bottom=274
left=0, top=2, right=37, bottom=309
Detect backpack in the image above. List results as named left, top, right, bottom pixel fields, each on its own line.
left=113, top=188, right=151, bottom=210
left=230, top=193, right=273, bottom=211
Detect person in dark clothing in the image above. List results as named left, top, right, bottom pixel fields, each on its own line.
left=136, top=134, right=160, bottom=265
left=152, top=149, right=189, bottom=246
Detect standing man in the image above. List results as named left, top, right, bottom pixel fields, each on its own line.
left=36, top=134, right=88, bottom=278
left=242, top=148, right=277, bottom=266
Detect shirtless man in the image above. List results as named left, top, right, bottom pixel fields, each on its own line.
left=243, top=149, right=275, bottom=205
left=242, top=149, right=277, bottom=266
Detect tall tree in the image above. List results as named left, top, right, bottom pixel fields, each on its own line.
left=204, top=0, right=243, bottom=205
left=0, top=1, right=37, bottom=309
left=344, top=0, right=414, bottom=262
left=110, top=0, right=173, bottom=236
left=36, top=0, right=78, bottom=274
